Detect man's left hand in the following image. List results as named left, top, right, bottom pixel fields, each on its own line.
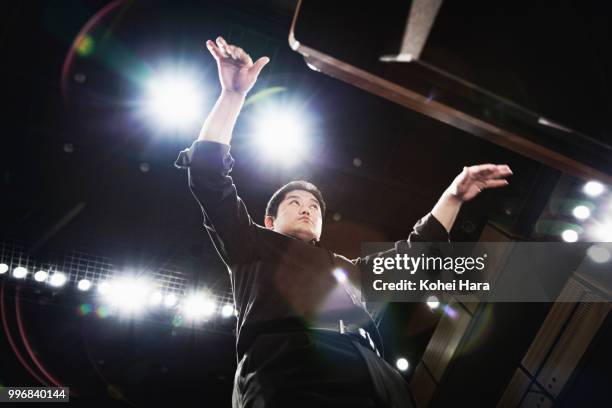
left=447, top=164, right=512, bottom=202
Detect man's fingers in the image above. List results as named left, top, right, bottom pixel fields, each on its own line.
left=484, top=179, right=509, bottom=189
left=469, top=164, right=495, bottom=174
left=215, top=36, right=230, bottom=58
left=485, top=165, right=513, bottom=179
left=206, top=40, right=224, bottom=60
left=214, top=36, right=255, bottom=67
left=237, top=48, right=253, bottom=65
left=226, top=46, right=252, bottom=65
left=251, top=56, right=270, bottom=76
left=471, top=164, right=512, bottom=179
left=216, top=36, right=228, bottom=49
left=225, top=44, right=239, bottom=59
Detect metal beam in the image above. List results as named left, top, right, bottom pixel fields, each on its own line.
left=289, top=0, right=612, bottom=184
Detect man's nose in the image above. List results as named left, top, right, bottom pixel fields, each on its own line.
left=300, top=207, right=311, bottom=215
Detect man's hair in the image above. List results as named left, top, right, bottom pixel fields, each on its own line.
left=265, top=180, right=326, bottom=219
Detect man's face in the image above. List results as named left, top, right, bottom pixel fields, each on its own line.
left=265, top=190, right=323, bottom=242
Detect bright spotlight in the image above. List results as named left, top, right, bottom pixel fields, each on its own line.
left=255, top=111, right=309, bottom=165
left=104, top=278, right=152, bottom=313
left=145, top=72, right=204, bottom=129
left=164, top=293, right=178, bottom=308
left=77, top=279, right=92, bottom=291
left=332, top=268, right=348, bottom=284
left=221, top=303, right=235, bottom=318
left=561, top=229, right=578, bottom=243
left=182, top=293, right=216, bottom=320
left=587, top=245, right=611, bottom=263
left=0, top=263, right=9, bottom=274
left=583, top=181, right=604, bottom=197
left=572, top=205, right=591, bottom=220
left=426, top=295, right=440, bottom=310
left=98, top=281, right=112, bottom=295
left=396, top=358, right=409, bottom=371
left=592, top=222, right=612, bottom=242
left=12, top=267, right=28, bottom=279
left=34, top=270, right=48, bottom=282
left=49, top=272, right=67, bottom=287
left=149, top=291, right=163, bottom=306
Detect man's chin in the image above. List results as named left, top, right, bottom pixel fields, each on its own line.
left=288, top=228, right=317, bottom=242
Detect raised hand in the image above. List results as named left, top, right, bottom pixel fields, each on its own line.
left=448, top=164, right=512, bottom=202
left=206, top=36, right=269, bottom=96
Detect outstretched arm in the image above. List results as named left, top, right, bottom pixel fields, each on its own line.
left=198, top=36, right=269, bottom=144
left=431, top=164, right=513, bottom=233
left=175, top=37, right=269, bottom=265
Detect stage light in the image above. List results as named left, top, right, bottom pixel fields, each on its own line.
left=182, top=293, right=216, bottom=320
left=426, top=295, right=440, bottom=310
left=34, top=270, right=48, bottom=282
left=98, top=281, right=112, bottom=295
left=149, top=291, right=163, bottom=306
left=587, top=245, right=611, bottom=264
left=77, top=279, right=92, bottom=291
left=592, top=222, right=612, bottom=242
left=105, top=278, right=152, bottom=314
left=561, top=229, right=578, bottom=243
left=572, top=205, right=590, bottom=220
left=202, top=298, right=217, bottom=317
left=221, top=303, right=235, bottom=318
left=144, top=72, right=204, bottom=129
left=255, top=110, right=309, bottom=165
left=332, top=268, right=348, bottom=284
left=164, top=293, right=178, bottom=308
left=583, top=181, right=604, bottom=197
left=49, top=272, right=67, bottom=287
left=0, top=263, right=9, bottom=274
left=12, top=267, right=28, bottom=279
left=396, top=358, right=409, bottom=371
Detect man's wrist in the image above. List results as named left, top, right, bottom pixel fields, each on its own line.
left=220, top=89, right=247, bottom=101
left=442, top=187, right=464, bottom=205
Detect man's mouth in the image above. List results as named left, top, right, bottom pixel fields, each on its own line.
left=298, top=217, right=312, bottom=224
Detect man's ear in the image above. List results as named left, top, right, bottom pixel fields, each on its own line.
left=264, top=215, right=275, bottom=230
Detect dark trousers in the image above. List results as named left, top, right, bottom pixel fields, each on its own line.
left=232, top=330, right=414, bottom=408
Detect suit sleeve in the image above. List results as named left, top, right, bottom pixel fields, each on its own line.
left=175, top=140, right=258, bottom=265
left=353, top=212, right=450, bottom=323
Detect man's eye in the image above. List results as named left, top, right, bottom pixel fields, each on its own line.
left=290, top=200, right=299, bottom=205
left=310, top=204, right=319, bottom=210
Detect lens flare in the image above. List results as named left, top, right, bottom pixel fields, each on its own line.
left=75, top=35, right=95, bottom=56
left=78, top=304, right=93, bottom=316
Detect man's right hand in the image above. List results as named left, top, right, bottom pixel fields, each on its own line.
left=206, top=36, right=269, bottom=96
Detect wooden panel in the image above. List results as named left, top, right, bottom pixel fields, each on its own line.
left=496, top=369, right=531, bottom=408
left=421, top=300, right=472, bottom=382
left=520, top=384, right=554, bottom=408
left=521, top=278, right=585, bottom=375
left=536, top=295, right=610, bottom=397
left=410, top=362, right=437, bottom=408
left=460, top=225, right=519, bottom=313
